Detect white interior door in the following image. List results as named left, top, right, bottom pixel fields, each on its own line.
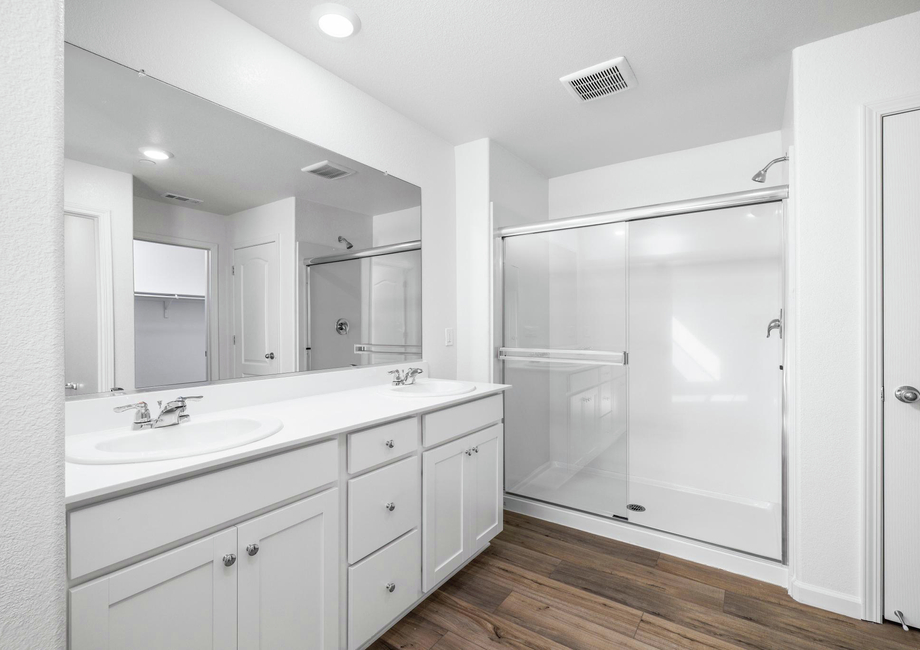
left=883, top=107, right=920, bottom=629
left=69, top=529, right=237, bottom=650
left=64, top=209, right=114, bottom=394
left=233, top=240, right=280, bottom=377
left=65, top=212, right=101, bottom=395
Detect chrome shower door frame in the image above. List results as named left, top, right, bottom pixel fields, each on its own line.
left=493, top=185, right=789, bottom=563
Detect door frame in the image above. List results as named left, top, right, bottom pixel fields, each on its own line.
left=862, top=94, right=920, bottom=624
left=135, top=231, right=219, bottom=382
left=64, top=204, right=115, bottom=394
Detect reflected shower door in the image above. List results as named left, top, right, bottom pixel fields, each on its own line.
left=627, top=203, right=784, bottom=559
left=502, top=223, right=629, bottom=520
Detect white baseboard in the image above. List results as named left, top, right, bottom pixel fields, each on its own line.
left=504, top=494, right=788, bottom=587
left=789, top=578, right=863, bottom=619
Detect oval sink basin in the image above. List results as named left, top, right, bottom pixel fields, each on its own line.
left=381, top=379, right=476, bottom=398
left=66, top=416, right=283, bottom=465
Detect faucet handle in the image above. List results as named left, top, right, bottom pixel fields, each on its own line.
left=113, top=401, right=151, bottom=424
left=388, top=369, right=406, bottom=385
left=113, top=401, right=148, bottom=413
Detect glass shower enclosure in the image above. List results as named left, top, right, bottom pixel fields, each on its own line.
left=500, top=193, right=785, bottom=560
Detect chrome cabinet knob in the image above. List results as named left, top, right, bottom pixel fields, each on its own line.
left=895, top=386, right=920, bottom=403
left=384, top=439, right=395, bottom=449
left=472, top=446, right=479, bottom=454
left=464, top=449, right=472, bottom=456
left=246, top=543, right=259, bottom=556
left=222, top=553, right=237, bottom=567
left=385, top=582, right=396, bottom=593
left=385, top=502, right=396, bottom=511
left=264, top=352, right=275, bottom=360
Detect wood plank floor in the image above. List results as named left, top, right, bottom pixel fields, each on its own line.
left=370, top=511, right=920, bottom=650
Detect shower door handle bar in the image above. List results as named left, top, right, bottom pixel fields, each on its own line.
left=498, top=347, right=627, bottom=366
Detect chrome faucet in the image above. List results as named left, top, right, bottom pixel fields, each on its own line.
left=113, top=396, right=203, bottom=429
left=388, top=368, right=424, bottom=386
left=113, top=402, right=152, bottom=430
left=153, top=396, right=204, bottom=428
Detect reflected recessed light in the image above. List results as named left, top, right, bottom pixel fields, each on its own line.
left=140, top=147, right=173, bottom=161
left=311, top=3, right=361, bottom=38
left=137, top=159, right=157, bottom=166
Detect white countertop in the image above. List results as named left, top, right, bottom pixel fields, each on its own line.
left=66, top=381, right=508, bottom=508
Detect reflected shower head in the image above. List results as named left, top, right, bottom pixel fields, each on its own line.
left=338, top=236, right=354, bottom=249
left=752, top=154, right=789, bottom=183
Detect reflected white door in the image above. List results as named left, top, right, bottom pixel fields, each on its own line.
left=883, top=108, right=920, bottom=627
left=64, top=210, right=113, bottom=395
left=233, top=241, right=280, bottom=377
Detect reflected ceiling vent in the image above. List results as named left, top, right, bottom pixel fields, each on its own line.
left=301, top=160, right=357, bottom=180
left=162, top=192, right=203, bottom=205
left=560, top=56, right=637, bottom=103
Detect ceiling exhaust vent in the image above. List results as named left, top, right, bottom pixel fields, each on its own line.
left=162, top=192, right=203, bottom=205
left=561, top=56, right=637, bottom=103
left=301, top=160, right=356, bottom=180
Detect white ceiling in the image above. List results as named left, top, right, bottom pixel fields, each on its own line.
left=213, top=0, right=920, bottom=177
left=64, top=44, right=420, bottom=216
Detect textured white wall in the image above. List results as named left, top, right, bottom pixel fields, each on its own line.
left=66, top=0, right=457, bottom=378
left=0, top=0, right=67, bottom=647
left=789, top=9, right=920, bottom=617
left=548, top=132, right=784, bottom=219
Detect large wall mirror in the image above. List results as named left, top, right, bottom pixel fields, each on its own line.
left=64, top=44, right=422, bottom=397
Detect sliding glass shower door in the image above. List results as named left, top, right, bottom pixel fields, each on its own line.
left=626, top=203, right=784, bottom=559
left=500, top=200, right=784, bottom=559
left=501, top=223, right=630, bottom=520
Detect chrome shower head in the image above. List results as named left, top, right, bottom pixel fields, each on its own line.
left=338, top=236, right=354, bottom=249
left=752, top=154, right=789, bottom=183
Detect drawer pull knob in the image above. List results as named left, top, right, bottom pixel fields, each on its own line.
left=384, top=439, right=395, bottom=449
left=465, top=449, right=472, bottom=456
left=385, top=582, right=396, bottom=593
left=385, top=502, right=396, bottom=511
left=222, top=553, right=237, bottom=567
left=246, top=543, right=260, bottom=556
left=473, top=446, right=479, bottom=453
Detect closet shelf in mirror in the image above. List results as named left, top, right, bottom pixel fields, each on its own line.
left=134, top=292, right=205, bottom=301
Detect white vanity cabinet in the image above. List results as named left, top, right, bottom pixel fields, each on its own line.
left=237, top=490, right=339, bottom=650
left=70, top=489, right=339, bottom=650
left=70, top=528, right=239, bottom=650
left=67, top=386, right=506, bottom=650
left=422, top=423, right=503, bottom=591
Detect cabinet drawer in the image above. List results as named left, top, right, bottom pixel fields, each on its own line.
left=423, top=395, right=503, bottom=448
left=348, top=418, right=417, bottom=474
left=348, top=529, right=421, bottom=650
left=348, top=456, right=420, bottom=563
left=69, top=439, right=337, bottom=580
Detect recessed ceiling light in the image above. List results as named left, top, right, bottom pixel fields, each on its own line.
left=311, top=3, right=361, bottom=38
left=139, top=147, right=173, bottom=161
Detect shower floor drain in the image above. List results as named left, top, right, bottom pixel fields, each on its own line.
left=626, top=503, right=646, bottom=512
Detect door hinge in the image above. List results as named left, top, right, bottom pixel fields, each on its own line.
left=233, top=334, right=236, bottom=345
left=881, top=386, right=885, bottom=401
left=232, top=265, right=235, bottom=275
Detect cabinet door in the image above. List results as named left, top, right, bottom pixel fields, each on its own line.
left=468, top=424, right=504, bottom=554
left=70, top=529, right=237, bottom=650
left=422, top=435, right=470, bottom=591
left=237, top=489, right=339, bottom=650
